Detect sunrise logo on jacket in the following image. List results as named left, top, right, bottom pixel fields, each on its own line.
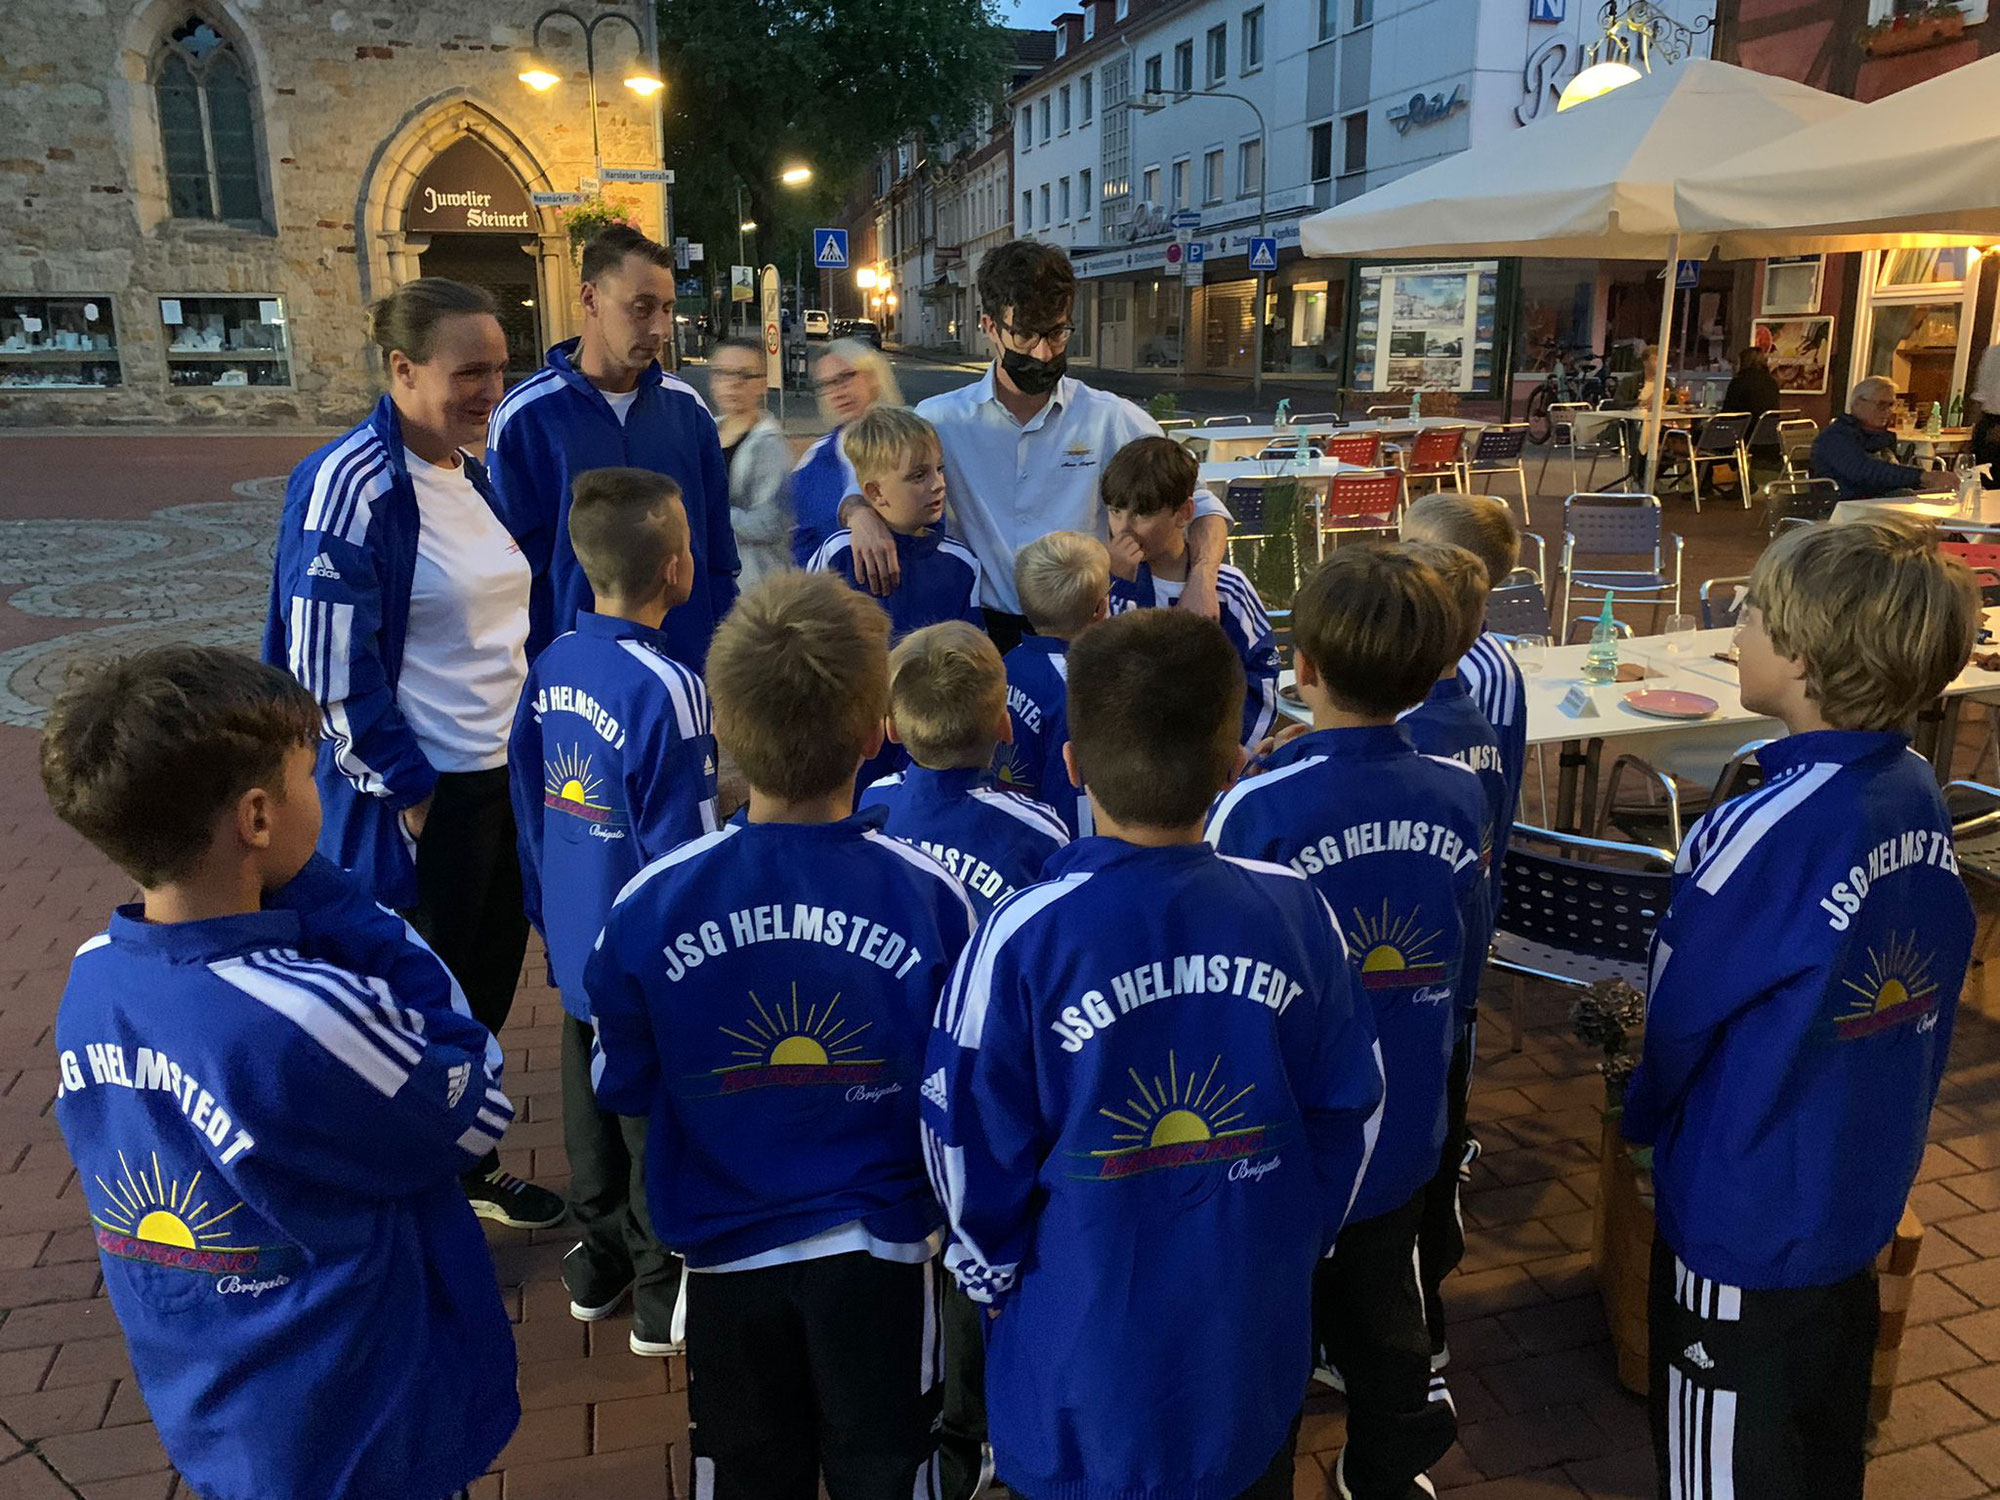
left=715, top=985, right=885, bottom=1093
left=543, top=746, right=617, bottom=825
left=1346, top=900, right=1448, bottom=992
left=1090, top=1052, right=1266, bottom=1179
left=1834, top=932, right=1943, bottom=1041
left=89, top=1149, right=276, bottom=1277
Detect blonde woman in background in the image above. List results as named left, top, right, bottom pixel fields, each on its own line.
left=790, top=336, right=903, bottom=565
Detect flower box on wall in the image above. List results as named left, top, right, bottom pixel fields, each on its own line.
left=1862, top=10, right=1968, bottom=55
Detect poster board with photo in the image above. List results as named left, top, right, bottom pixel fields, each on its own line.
left=1350, top=260, right=1501, bottom=394
left=1751, top=315, right=1834, bottom=395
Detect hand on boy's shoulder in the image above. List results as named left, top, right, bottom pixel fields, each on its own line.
left=1178, top=566, right=1220, bottom=623
left=842, top=503, right=902, bottom=596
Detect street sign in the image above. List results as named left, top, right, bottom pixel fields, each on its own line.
left=601, top=167, right=674, bottom=185
left=1169, top=209, right=1203, bottom=229
left=686, top=242, right=705, bottom=262
left=813, top=228, right=850, bottom=269
left=731, top=264, right=754, bottom=302
left=1163, top=240, right=1185, bottom=276
left=761, top=266, right=782, bottom=392
left=1186, top=257, right=1204, bottom=287
left=1186, top=242, right=1206, bottom=264
left=1676, top=258, right=1702, bottom=289
left=1247, top=237, right=1279, bottom=273
left=530, top=191, right=587, bottom=208
left=673, top=237, right=689, bottom=271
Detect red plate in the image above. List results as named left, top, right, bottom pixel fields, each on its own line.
left=1624, top=689, right=1718, bottom=720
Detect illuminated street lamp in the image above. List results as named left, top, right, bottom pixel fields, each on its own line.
left=855, top=267, right=879, bottom=291
left=520, top=9, right=663, bottom=181
left=780, top=165, right=813, bottom=187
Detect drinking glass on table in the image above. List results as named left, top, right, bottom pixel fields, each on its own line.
left=1653, top=613, right=1699, bottom=674
left=1508, top=633, right=1551, bottom=673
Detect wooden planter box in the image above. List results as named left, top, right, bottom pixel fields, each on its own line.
left=1863, top=13, right=1967, bottom=56
left=1592, top=1114, right=1923, bottom=1427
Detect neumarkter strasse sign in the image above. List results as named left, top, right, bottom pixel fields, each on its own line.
left=405, top=137, right=535, bottom=233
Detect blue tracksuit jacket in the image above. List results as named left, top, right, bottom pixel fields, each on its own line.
left=1207, top=724, right=1488, bottom=1220
left=485, top=340, right=738, bottom=665
left=921, top=838, right=1385, bottom=1500
left=1459, top=628, right=1526, bottom=909
left=509, top=611, right=720, bottom=1015
left=790, top=426, right=857, bottom=566
left=809, top=525, right=984, bottom=638
left=1108, top=561, right=1280, bottom=751
left=51, top=859, right=518, bottom=1500
left=997, top=635, right=1089, bottom=837
left=1403, top=674, right=1506, bottom=947
left=586, top=810, right=976, bottom=1267
left=859, top=764, right=1069, bottom=923
left=1622, top=730, right=1971, bottom=1289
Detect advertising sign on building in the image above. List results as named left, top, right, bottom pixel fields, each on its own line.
left=404, top=138, right=534, bottom=233
left=1350, top=260, right=1502, bottom=395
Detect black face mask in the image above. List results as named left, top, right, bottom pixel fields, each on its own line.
left=1001, top=346, right=1067, bottom=396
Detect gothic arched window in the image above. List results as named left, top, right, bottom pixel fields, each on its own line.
left=155, top=16, right=264, bottom=223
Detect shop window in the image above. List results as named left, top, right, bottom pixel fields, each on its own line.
left=1866, top=302, right=1962, bottom=410
left=160, top=294, right=292, bottom=387
left=1875, top=247, right=1969, bottom=290
left=155, top=17, right=266, bottom=225
left=1855, top=247, right=1983, bottom=412
left=0, top=296, right=121, bottom=390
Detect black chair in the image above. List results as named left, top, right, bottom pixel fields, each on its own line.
left=1699, top=575, right=1750, bottom=630
left=1763, top=477, right=1840, bottom=537
left=1658, top=412, right=1754, bottom=512
left=1599, top=741, right=1769, bottom=853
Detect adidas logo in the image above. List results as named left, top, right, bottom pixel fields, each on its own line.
left=920, top=1068, right=949, bottom=1110
left=1683, top=1341, right=1715, bottom=1371
left=445, top=1062, right=471, bottom=1109
left=705, top=754, right=717, bottom=777
left=306, top=552, right=341, bottom=580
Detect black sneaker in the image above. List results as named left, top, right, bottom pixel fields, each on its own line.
left=629, top=1310, right=684, bottom=1358
left=464, top=1168, right=567, bottom=1230
left=562, top=1243, right=632, bottom=1321
left=1334, top=1449, right=1436, bottom=1499
left=1458, top=1136, right=1482, bottom=1183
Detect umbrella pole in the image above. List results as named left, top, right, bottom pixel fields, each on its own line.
left=1643, top=234, right=1681, bottom=497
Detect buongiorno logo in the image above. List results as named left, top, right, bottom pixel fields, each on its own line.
left=1089, top=1051, right=1266, bottom=1180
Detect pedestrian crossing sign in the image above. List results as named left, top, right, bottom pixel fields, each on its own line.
left=1247, top=237, right=1279, bottom=272
left=814, top=228, right=849, bottom=269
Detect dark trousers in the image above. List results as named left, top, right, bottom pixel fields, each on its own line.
left=982, top=608, right=1032, bottom=656
left=1648, top=1235, right=1877, bottom=1500
left=939, top=1283, right=989, bottom=1500
left=558, top=1013, right=679, bottom=1323
left=1418, top=1016, right=1476, bottom=1346
left=686, top=1251, right=943, bottom=1500
left=401, top=766, right=530, bottom=1176
left=1316, top=1191, right=1458, bottom=1496
left=1015, top=1419, right=1298, bottom=1500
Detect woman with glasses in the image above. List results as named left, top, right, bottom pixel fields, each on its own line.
left=708, top=336, right=795, bottom=587
left=791, top=336, right=903, bottom=566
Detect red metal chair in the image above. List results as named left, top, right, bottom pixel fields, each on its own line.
left=1320, top=468, right=1403, bottom=550
left=1400, top=425, right=1468, bottom=503
left=1941, top=542, right=2000, bottom=572
left=1322, top=431, right=1384, bottom=467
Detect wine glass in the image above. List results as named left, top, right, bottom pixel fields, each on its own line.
left=1508, top=633, right=1551, bottom=674
left=1654, top=613, right=1698, bottom=676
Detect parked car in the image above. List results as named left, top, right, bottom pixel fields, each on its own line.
left=804, top=308, right=831, bottom=340
left=846, top=318, right=883, bottom=348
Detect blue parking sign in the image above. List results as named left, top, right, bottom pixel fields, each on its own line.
left=813, top=228, right=849, bottom=269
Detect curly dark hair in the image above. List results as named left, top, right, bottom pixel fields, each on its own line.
left=977, top=240, right=1075, bottom=335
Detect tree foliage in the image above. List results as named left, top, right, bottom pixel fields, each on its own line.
left=656, top=0, right=1011, bottom=298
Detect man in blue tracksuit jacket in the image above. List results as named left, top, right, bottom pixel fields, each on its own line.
left=484, top=225, right=738, bottom=666
left=1207, top=545, right=1485, bottom=1499
left=1623, top=519, right=1978, bottom=1499
left=924, top=609, right=1385, bottom=1500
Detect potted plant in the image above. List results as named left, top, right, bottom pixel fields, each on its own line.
left=1859, top=1, right=1968, bottom=57
left=1146, top=392, right=1178, bottom=424
left=557, top=199, right=639, bottom=261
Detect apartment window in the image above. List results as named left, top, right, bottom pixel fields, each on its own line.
left=1141, top=164, right=1161, bottom=205
left=1059, top=86, right=1071, bottom=134
left=1117, top=0, right=1130, bottom=17
left=1170, top=158, right=1189, bottom=207
left=1055, top=23, right=1067, bottom=56
left=1206, top=25, right=1227, bottom=85
left=1059, top=177, right=1071, bottom=221
left=1342, top=111, right=1368, bottom=175
left=1041, top=183, right=1051, bottom=224
left=1022, top=189, right=1033, bottom=227
left=1040, top=96, right=1051, bottom=143
left=1173, top=40, right=1194, bottom=93
left=1079, top=168, right=1093, bottom=215
left=1083, top=6, right=1095, bottom=38
left=1353, top=0, right=1374, bottom=24
left=1080, top=74, right=1093, bottom=125
left=1238, top=138, right=1262, bottom=198
left=1319, top=0, right=1339, bottom=39
left=1143, top=54, right=1162, bottom=93
left=1309, top=121, right=1334, bottom=183
left=1203, top=149, right=1223, bottom=204
left=1242, top=8, right=1264, bottom=71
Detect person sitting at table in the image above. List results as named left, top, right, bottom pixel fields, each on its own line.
left=1722, top=346, right=1781, bottom=434
left=1967, top=343, right=2000, bottom=486
left=1811, top=377, right=1952, bottom=501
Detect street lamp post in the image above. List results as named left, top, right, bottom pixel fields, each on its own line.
left=520, top=8, right=663, bottom=185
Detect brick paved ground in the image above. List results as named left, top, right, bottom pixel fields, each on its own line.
left=0, top=432, right=1994, bottom=1498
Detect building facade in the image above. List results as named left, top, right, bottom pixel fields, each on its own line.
left=1, top=0, right=669, bottom=427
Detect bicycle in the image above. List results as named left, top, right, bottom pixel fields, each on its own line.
left=1524, top=342, right=1611, bottom=445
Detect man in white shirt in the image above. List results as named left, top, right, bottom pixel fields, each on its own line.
left=841, top=241, right=1230, bottom=650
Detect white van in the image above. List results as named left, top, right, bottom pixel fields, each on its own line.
left=804, top=309, right=831, bottom=340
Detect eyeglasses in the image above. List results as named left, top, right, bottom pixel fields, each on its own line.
left=997, top=321, right=1076, bottom=351
left=813, top=370, right=859, bottom=394
left=712, top=367, right=764, bottom=382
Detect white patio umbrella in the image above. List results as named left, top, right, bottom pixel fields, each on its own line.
left=1299, top=57, right=1859, bottom=491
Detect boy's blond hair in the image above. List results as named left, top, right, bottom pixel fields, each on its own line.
left=889, top=622, right=1007, bottom=768
left=1015, top=530, right=1110, bottom=637
left=1748, top=518, right=1977, bottom=730
left=1402, top=492, right=1521, bottom=596
left=1400, top=540, right=1490, bottom=660
left=706, top=572, right=890, bottom=801
left=840, top=405, right=941, bottom=486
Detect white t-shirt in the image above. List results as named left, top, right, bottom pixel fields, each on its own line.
left=400, top=448, right=531, bottom=773
left=1151, top=572, right=1187, bottom=607
left=604, top=387, right=641, bottom=425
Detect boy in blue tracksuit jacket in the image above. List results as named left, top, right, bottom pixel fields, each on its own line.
left=485, top=227, right=737, bottom=666
left=862, top=621, right=1069, bottom=924
left=1622, top=520, right=1978, bottom=1500
left=809, top=406, right=983, bottom=638
left=997, top=530, right=1112, bottom=838
left=1397, top=540, right=1505, bottom=1370
left=1103, top=436, right=1281, bottom=752
left=508, top=469, right=719, bottom=1352
left=586, top=572, right=976, bottom=1496
left=1207, top=547, right=1485, bottom=1500
left=42, top=647, right=518, bottom=1500
left=924, top=608, right=1385, bottom=1500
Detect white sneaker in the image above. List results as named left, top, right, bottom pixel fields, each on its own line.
left=1311, top=1363, right=1348, bottom=1393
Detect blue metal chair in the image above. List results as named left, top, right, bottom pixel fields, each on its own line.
left=1486, top=583, right=1552, bottom=641
left=1698, top=575, right=1750, bottom=630
left=1558, top=492, right=1684, bottom=631
left=1461, top=422, right=1534, bottom=526
left=1659, top=411, right=1754, bottom=512
left=1490, top=825, right=1676, bottom=1050
left=1537, top=401, right=1626, bottom=498
left=1203, top=414, right=1252, bottom=426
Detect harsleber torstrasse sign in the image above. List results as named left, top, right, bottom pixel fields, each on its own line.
left=404, top=137, right=535, bottom=233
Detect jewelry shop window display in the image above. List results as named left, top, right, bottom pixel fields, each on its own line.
left=160, top=295, right=292, bottom=388
left=0, top=296, right=121, bottom=389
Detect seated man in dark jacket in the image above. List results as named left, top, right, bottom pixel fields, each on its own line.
left=1722, top=346, right=1782, bottom=435
left=1811, top=377, right=1952, bottom=501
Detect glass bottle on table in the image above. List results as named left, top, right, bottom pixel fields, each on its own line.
left=1582, top=596, right=1620, bottom=684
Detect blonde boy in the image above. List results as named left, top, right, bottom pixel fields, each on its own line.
left=1624, top=520, right=1976, bottom=1499
left=1000, top=530, right=1111, bottom=835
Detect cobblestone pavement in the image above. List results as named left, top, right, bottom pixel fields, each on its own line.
left=0, top=434, right=1995, bottom=1498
